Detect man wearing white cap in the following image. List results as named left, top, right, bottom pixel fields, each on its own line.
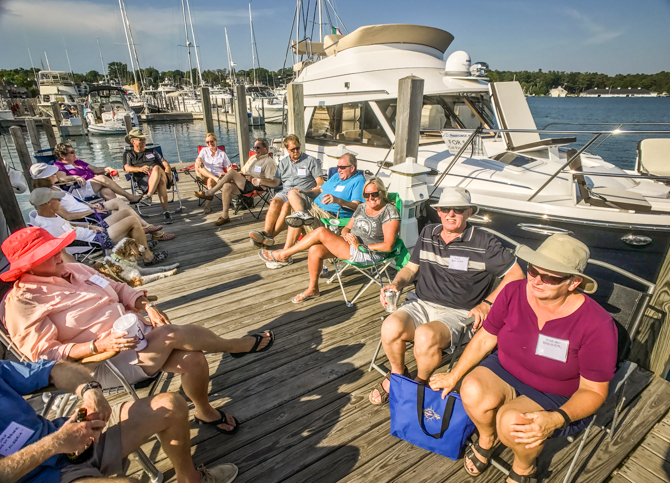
left=370, top=187, right=524, bottom=405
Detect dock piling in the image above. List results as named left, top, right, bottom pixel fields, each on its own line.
left=123, top=115, right=133, bottom=134
left=41, top=118, right=58, bottom=149
left=9, top=126, right=33, bottom=191
left=25, top=118, right=42, bottom=153
left=215, top=98, right=221, bottom=125
left=287, top=83, right=305, bottom=147
left=50, top=102, right=63, bottom=137
left=394, top=76, right=424, bottom=165
left=233, top=85, right=250, bottom=165
left=200, top=87, right=214, bottom=133
left=0, top=152, right=26, bottom=232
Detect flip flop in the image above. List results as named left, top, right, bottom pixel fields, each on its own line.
left=230, top=331, right=275, bottom=359
left=193, top=408, right=239, bottom=435
left=291, top=292, right=319, bottom=303
left=259, top=249, right=291, bottom=266
left=152, top=231, right=176, bottom=241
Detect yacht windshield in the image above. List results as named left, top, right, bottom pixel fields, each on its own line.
left=376, top=94, right=497, bottom=145
left=88, top=90, right=130, bottom=112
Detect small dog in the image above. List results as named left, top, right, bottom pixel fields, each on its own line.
left=94, top=237, right=179, bottom=287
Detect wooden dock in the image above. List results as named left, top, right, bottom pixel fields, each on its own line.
left=86, top=168, right=670, bottom=482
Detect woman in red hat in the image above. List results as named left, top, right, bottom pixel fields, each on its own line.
left=1, top=227, right=275, bottom=435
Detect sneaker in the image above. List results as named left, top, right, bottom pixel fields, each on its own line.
left=286, top=211, right=314, bottom=228
left=198, top=463, right=238, bottom=483
left=250, top=230, right=274, bottom=247
left=164, top=212, right=173, bottom=225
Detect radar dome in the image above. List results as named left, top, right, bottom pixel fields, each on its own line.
left=444, top=51, right=471, bottom=77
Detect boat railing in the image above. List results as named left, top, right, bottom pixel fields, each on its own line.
left=435, top=127, right=670, bottom=201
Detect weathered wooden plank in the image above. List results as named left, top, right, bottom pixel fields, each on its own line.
left=619, top=448, right=670, bottom=483
left=640, top=432, right=670, bottom=463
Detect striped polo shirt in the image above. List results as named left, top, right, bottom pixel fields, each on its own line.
left=409, top=223, right=516, bottom=310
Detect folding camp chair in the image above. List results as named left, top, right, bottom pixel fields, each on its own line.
left=180, top=145, right=229, bottom=207
left=0, top=296, right=165, bottom=482
left=325, top=193, right=409, bottom=307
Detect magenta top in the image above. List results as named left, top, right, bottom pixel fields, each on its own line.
left=55, top=159, right=96, bottom=180
left=482, top=280, right=618, bottom=396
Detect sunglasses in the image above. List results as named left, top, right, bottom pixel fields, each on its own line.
left=337, top=165, right=352, bottom=170
left=288, top=147, right=301, bottom=152
left=436, top=207, right=468, bottom=215
left=66, top=150, right=75, bottom=155
left=363, top=191, right=380, bottom=199
left=254, top=145, right=263, bottom=150
left=527, top=264, right=572, bottom=285
left=206, top=140, right=216, bottom=144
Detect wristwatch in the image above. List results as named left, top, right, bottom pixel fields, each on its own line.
left=146, top=302, right=156, bottom=310
left=89, top=339, right=98, bottom=355
left=80, top=381, right=103, bottom=398
left=554, top=408, right=572, bottom=429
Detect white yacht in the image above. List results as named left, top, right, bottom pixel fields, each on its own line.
left=293, top=23, right=670, bottom=282
left=36, top=71, right=86, bottom=136
left=84, top=85, right=138, bottom=134
left=157, top=79, right=178, bottom=94
left=246, top=85, right=286, bottom=123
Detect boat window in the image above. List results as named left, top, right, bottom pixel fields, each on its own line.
left=376, top=94, right=497, bottom=145
left=306, top=102, right=392, bottom=148
left=491, top=152, right=536, bottom=167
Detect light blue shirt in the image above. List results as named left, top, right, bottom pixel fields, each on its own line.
left=314, top=171, right=365, bottom=215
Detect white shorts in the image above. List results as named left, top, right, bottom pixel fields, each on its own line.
left=348, top=245, right=387, bottom=265
left=76, top=180, right=96, bottom=199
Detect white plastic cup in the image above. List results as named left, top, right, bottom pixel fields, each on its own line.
left=252, top=177, right=261, bottom=187
left=112, top=313, right=148, bottom=351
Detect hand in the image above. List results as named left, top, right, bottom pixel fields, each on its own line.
left=343, top=233, right=358, bottom=247
left=509, top=411, right=564, bottom=449
left=141, top=165, right=151, bottom=175
left=380, top=284, right=398, bottom=307
left=428, top=372, right=459, bottom=399
left=321, top=194, right=338, bottom=205
left=104, top=167, right=112, bottom=174
left=231, top=164, right=239, bottom=171
left=81, top=389, right=112, bottom=423
left=468, top=302, right=492, bottom=331
left=75, top=176, right=86, bottom=187
left=244, top=174, right=253, bottom=182
left=51, top=415, right=106, bottom=454
left=95, top=331, right=138, bottom=352
left=95, top=203, right=105, bottom=210
left=146, top=305, right=170, bottom=327
left=88, top=225, right=104, bottom=233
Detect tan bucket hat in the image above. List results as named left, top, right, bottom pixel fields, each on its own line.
left=125, top=129, right=146, bottom=145
left=515, top=234, right=597, bottom=293
left=430, top=187, right=479, bottom=215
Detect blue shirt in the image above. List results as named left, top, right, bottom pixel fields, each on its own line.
left=314, top=171, right=365, bottom=216
left=0, top=360, right=68, bottom=483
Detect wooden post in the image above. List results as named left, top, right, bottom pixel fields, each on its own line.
left=233, top=85, right=251, bottom=165
left=225, top=98, right=229, bottom=129
left=0, top=152, right=26, bottom=232
left=9, top=126, right=33, bottom=191
left=41, top=118, right=58, bottom=149
left=50, top=101, right=63, bottom=125
left=200, top=87, right=214, bottom=133
left=123, top=115, right=133, bottom=134
left=644, top=253, right=670, bottom=376
left=215, top=98, right=220, bottom=125
left=393, top=76, right=424, bottom=165
left=25, top=118, right=42, bottom=153
left=25, top=100, right=35, bottom=117
left=287, top=83, right=305, bottom=148
left=77, top=104, right=88, bottom=135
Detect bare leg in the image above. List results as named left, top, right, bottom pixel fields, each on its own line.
left=206, top=169, right=247, bottom=196
left=118, top=394, right=201, bottom=483
left=202, top=176, right=216, bottom=213
left=299, top=244, right=333, bottom=296
left=90, top=175, right=140, bottom=202
left=264, top=198, right=284, bottom=235
left=269, top=227, right=350, bottom=262
left=106, top=217, right=153, bottom=261
left=413, top=322, right=453, bottom=383
left=156, top=169, right=169, bottom=212
left=220, top=182, right=241, bottom=219
left=498, top=397, right=545, bottom=480
left=145, top=166, right=163, bottom=196
left=283, top=226, right=303, bottom=250
left=103, top=199, right=148, bottom=227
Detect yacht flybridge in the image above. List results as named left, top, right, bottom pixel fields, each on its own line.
left=294, top=23, right=670, bottom=281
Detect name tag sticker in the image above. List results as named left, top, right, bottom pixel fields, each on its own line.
left=449, top=255, right=469, bottom=271
left=297, top=168, right=307, bottom=176
left=254, top=166, right=262, bottom=173
left=0, top=422, right=35, bottom=456
left=535, top=334, right=570, bottom=362
left=88, top=274, right=110, bottom=288
left=334, top=185, right=346, bottom=192
left=146, top=153, right=154, bottom=159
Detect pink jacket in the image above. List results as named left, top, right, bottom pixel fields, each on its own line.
left=3, top=263, right=145, bottom=362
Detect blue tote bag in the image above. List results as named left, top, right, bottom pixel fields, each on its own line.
left=389, top=374, right=475, bottom=460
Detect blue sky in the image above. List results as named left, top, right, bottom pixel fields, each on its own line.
left=1, top=0, right=668, bottom=75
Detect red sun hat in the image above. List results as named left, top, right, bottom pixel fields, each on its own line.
left=0, top=227, right=76, bottom=282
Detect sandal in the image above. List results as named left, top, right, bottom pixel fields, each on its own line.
left=230, top=331, right=275, bottom=359
left=152, top=231, right=176, bottom=241
left=464, top=440, right=499, bottom=476
left=291, top=292, right=319, bottom=303
left=144, top=224, right=163, bottom=234
left=259, top=249, right=292, bottom=267
left=193, top=408, right=239, bottom=435
left=369, top=366, right=411, bottom=406
left=507, top=468, right=537, bottom=483
left=144, top=250, right=168, bottom=266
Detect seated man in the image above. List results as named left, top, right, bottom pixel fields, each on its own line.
left=53, top=143, right=141, bottom=203
left=194, top=137, right=277, bottom=226
left=123, top=129, right=174, bottom=225
left=0, top=359, right=238, bottom=483
left=1, top=227, right=274, bottom=438
left=369, top=187, right=525, bottom=405
left=28, top=188, right=168, bottom=266
left=249, top=134, right=324, bottom=248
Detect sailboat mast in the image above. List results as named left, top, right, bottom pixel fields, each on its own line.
left=318, top=0, right=322, bottom=43
left=44, top=52, right=51, bottom=71
left=27, top=47, right=37, bottom=84
left=119, top=0, right=144, bottom=91
left=185, top=0, right=203, bottom=87
left=181, top=0, right=195, bottom=92
left=225, top=27, right=236, bottom=85
left=64, top=49, right=74, bottom=77
left=249, top=3, right=257, bottom=85
left=118, top=0, right=138, bottom=87
left=296, top=0, right=301, bottom=63
left=96, top=38, right=109, bottom=84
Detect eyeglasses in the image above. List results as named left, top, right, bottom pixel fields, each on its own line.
left=254, top=145, right=263, bottom=150
left=436, top=207, right=467, bottom=215
left=337, top=165, right=352, bottom=170
left=527, top=264, right=572, bottom=285
left=206, top=140, right=216, bottom=145
left=363, top=191, right=380, bottom=199
left=288, top=147, right=301, bottom=153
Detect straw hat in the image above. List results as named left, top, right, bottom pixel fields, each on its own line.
left=125, top=129, right=146, bottom=145
left=430, top=187, right=479, bottom=215
left=515, top=234, right=597, bottom=293
left=29, top=163, right=59, bottom=179
left=0, top=227, right=76, bottom=282
left=29, top=188, right=65, bottom=207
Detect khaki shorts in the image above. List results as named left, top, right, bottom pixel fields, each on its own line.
left=397, top=292, right=472, bottom=353
left=91, top=333, right=152, bottom=389
left=60, top=403, right=128, bottom=483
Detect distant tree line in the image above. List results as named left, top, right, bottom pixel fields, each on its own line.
left=488, top=70, right=670, bottom=96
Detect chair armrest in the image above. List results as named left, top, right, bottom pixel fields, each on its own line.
left=81, top=351, right=119, bottom=364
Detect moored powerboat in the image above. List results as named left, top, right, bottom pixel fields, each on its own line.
left=84, top=85, right=138, bottom=134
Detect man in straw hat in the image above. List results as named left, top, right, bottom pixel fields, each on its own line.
left=123, top=129, right=174, bottom=225
left=370, top=187, right=524, bottom=405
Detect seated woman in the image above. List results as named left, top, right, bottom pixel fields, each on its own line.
left=30, top=163, right=175, bottom=241
left=194, top=132, right=232, bottom=214
left=259, top=177, right=400, bottom=303
left=429, top=234, right=617, bottom=483
left=0, top=227, right=275, bottom=435
left=53, top=142, right=141, bottom=203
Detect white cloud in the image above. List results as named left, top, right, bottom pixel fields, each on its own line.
left=564, top=9, right=625, bottom=45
